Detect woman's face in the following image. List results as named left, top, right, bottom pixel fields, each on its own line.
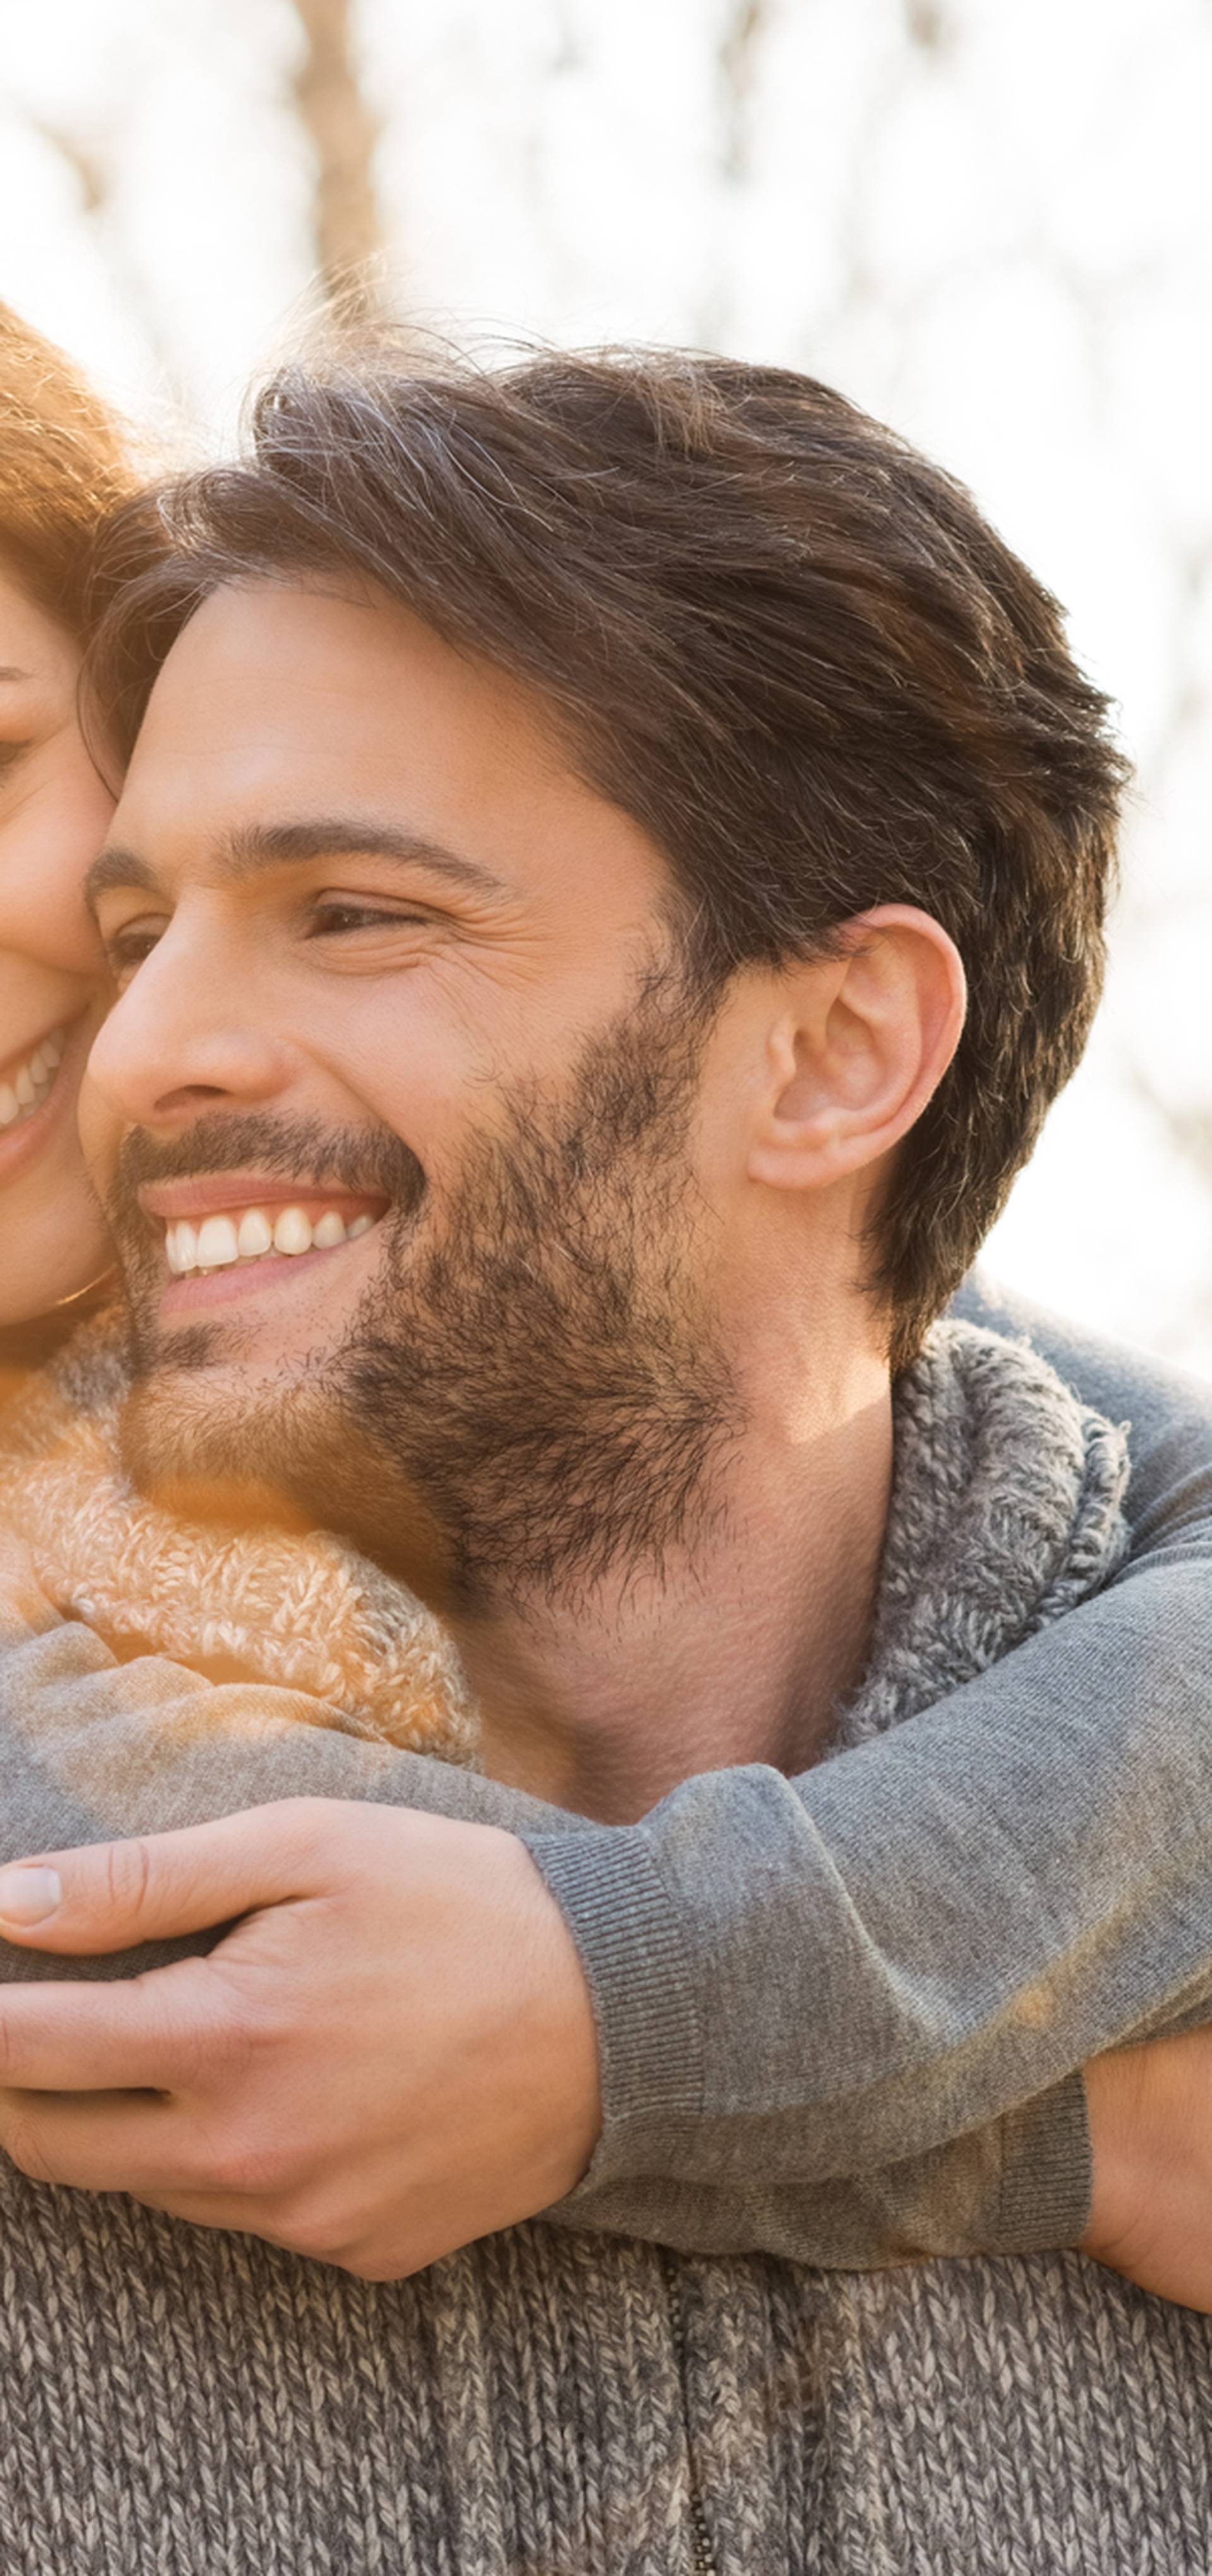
left=0, top=559, right=116, bottom=1327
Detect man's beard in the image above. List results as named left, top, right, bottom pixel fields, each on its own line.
left=112, top=963, right=744, bottom=1615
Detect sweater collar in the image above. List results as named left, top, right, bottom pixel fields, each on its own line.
left=837, top=1318, right=1129, bottom=1753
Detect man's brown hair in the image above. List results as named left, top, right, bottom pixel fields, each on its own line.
left=0, top=303, right=139, bottom=631
left=87, top=343, right=1127, bottom=1368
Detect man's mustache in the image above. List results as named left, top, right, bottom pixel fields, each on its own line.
left=107, top=1112, right=427, bottom=1236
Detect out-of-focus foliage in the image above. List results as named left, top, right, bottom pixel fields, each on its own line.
left=1, top=0, right=1210, bottom=1366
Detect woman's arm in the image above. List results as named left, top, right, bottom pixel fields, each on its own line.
left=532, top=1277, right=1212, bottom=2255
left=3, top=1277, right=1211, bottom=2270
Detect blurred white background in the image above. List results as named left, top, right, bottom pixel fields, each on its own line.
left=3, top=0, right=1210, bottom=1370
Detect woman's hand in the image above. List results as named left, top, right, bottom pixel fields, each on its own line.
left=1082, top=2024, right=1212, bottom=2311
left=0, top=1798, right=603, bottom=2279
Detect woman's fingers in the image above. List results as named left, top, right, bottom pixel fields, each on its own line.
left=0, top=1796, right=338, bottom=1952
left=0, top=1954, right=228, bottom=2094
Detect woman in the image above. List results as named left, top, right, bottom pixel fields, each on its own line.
left=0, top=305, right=132, bottom=1374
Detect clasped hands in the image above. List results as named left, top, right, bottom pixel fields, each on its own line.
left=0, top=1792, right=1208, bottom=2308
left=0, top=1798, right=603, bottom=2279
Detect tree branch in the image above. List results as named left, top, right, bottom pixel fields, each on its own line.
left=288, top=0, right=384, bottom=311
left=718, top=0, right=769, bottom=185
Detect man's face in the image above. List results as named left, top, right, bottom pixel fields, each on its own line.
left=83, top=581, right=739, bottom=1610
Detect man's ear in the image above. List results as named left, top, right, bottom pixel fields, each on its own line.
left=746, top=905, right=966, bottom=1194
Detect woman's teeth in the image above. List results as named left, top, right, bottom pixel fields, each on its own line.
left=0, top=1028, right=66, bottom=1132
left=165, top=1205, right=377, bottom=1277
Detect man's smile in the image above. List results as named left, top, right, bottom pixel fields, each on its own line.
left=138, top=1173, right=389, bottom=1316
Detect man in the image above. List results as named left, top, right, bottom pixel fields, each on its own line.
left=0, top=345, right=1210, bottom=2569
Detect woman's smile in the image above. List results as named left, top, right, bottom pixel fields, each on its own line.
left=0, top=1011, right=92, bottom=1193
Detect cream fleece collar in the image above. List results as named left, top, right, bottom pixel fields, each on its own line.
left=0, top=1308, right=1127, bottom=1774
left=0, top=1307, right=475, bottom=1765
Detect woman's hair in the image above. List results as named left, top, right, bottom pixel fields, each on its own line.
left=0, top=302, right=140, bottom=631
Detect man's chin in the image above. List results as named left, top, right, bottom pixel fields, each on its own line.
left=118, top=1363, right=319, bottom=1535
left=117, top=1354, right=456, bottom=1605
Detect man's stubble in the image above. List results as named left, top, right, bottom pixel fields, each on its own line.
left=113, top=962, right=745, bottom=1616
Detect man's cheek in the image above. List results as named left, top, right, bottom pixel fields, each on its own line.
left=76, top=1067, right=123, bottom=1200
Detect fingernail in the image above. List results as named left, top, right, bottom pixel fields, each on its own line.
left=0, top=1866, right=62, bottom=1925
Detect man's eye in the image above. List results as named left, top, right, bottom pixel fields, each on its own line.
left=309, top=900, right=428, bottom=936
left=105, top=925, right=163, bottom=976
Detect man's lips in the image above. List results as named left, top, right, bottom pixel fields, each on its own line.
left=157, top=1237, right=371, bottom=1314
left=139, top=1174, right=390, bottom=1223
left=129, top=1169, right=393, bottom=1306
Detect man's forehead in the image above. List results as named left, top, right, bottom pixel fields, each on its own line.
left=129, top=583, right=431, bottom=754
left=101, top=577, right=665, bottom=915
left=134, top=578, right=550, bottom=743
left=112, top=581, right=561, bottom=845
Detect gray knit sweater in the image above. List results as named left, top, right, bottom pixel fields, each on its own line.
left=1, top=1320, right=1205, bottom=2576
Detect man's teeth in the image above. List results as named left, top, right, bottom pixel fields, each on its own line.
left=0, top=1028, right=66, bottom=1133
left=165, top=1205, right=377, bottom=1277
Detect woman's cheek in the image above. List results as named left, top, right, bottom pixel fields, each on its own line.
left=35, top=773, right=117, bottom=976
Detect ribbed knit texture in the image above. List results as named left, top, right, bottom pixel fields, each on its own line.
left=1, top=1315, right=1202, bottom=2576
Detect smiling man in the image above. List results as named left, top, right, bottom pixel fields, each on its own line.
left=1, top=347, right=1212, bottom=2572
left=88, top=567, right=920, bottom=1813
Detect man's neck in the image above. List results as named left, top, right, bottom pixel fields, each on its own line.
left=454, top=1365, right=894, bottom=1823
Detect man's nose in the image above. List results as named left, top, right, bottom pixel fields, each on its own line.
left=86, top=931, right=297, bottom=1131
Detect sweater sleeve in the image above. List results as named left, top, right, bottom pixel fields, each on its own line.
left=528, top=1275, right=1212, bottom=2260
left=1, top=1275, right=1210, bottom=2270
left=0, top=1605, right=1104, bottom=2262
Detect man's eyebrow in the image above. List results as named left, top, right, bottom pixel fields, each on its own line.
left=84, top=820, right=511, bottom=922
left=84, top=846, right=162, bottom=915
left=224, top=818, right=509, bottom=902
